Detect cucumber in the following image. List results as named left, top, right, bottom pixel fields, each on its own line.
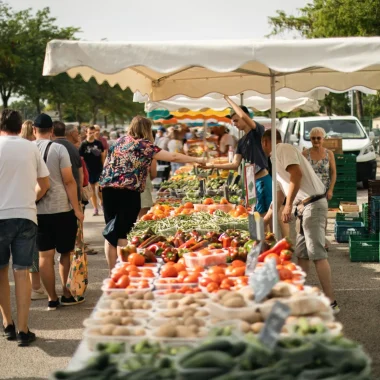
left=124, top=367, right=159, bottom=380
left=230, top=341, right=247, bottom=357
left=180, top=350, right=235, bottom=370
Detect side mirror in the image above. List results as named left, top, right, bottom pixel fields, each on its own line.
left=289, top=134, right=299, bottom=145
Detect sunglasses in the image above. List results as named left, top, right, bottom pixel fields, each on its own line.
left=311, top=136, right=322, bottom=141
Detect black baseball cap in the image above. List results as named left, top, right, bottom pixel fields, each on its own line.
left=33, top=113, right=53, bottom=129
left=228, top=106, right=250, bottom=118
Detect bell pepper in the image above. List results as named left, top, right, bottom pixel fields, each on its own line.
left=227, top=247, right=239, bottom=262
left=244, top=239, right=255, bottom=252
left=231, top=237, right=241, bottom=248
left=179, top=237, right=197, bottom=249
left=237, top=247, right=248, bottom=262
left=263, top=238, right=292, bottom=255
left=143, top=248, right=157, bottom=263
left=222, top=236, right=232, bottom=249
left=131, top=236, right=141, bottom=246
left=161, top=248, right=178, bottom=263
left=206, top=231, right=219, bottom=243
left=147, top=243, right=163, bottom=256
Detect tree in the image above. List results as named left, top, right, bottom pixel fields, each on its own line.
left=9, top=98, right=44, bottom=120
left=268, top=0, right=380, bottom=116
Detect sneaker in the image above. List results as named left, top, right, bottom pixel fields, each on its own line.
left=3, top=322, right=16, bottom=341
left=331, top=300, right=340, bottom=315
left=47, top=299, right=60, bottom=311
left=60, top=295, right=85, bottom=306
left=17, top=330, right=36, bottom=347
left=93, top=208, right=99, bottom=216
left=31, top=288, right=48, bottom=300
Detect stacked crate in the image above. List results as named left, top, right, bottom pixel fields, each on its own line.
left=362, top=203, right=369, bottom=229
left=329, top=154, right=357, bottom=208
left=370, top=196, right=380, bottom=233
left=368, top=180, right=380, bottom=233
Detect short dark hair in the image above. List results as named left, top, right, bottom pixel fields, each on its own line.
left=53, top=121, right=66, bottom=137
left=262, top=128, right=282, bottom=143
left=88, top=126, right=96, bottom=131
left=230, top=106, right=250, bottom=118
left=0, top=109, right=22, bottom=134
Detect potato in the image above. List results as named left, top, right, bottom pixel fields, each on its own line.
left=251, top=322, right=265, bottom=334
left=216, top=290, right=229, bottom=299
left=130, top=291, right=145, bottom=300
left=144, top=291, right=154, bottom=300
left=194, top=310, right=209, bottom=318
left=156, top=324, right=177, bottom=338
left=198, top=329, right=207, bottom=338
left=166, top=293, right=182, bottom=300
left=123, top=300, right=132, bottom=310
left=176, top=326, right=194, bottom=338
left=193, top=292, right=208, bottom=300
left=102, top=316, right=122, bottom=325
left=112, top=326, right=131, bottom=336
left=142, top=301, right=152, bottom=310
left=241, top=321, right=251, bottom=333
left=121, top=317, right=135, bottom=326
left=179, top=295, right=195, bottom=306
left=101, top=324, right=116, bottom=336
left=221, top=292, right=244, bottom=302
left=183, top=309, right=197, bottom=319
left=270, top=283, right=293, bottom=298
left=132, top=300, right=144, bottom=309
left=110, top=300, right=124, bottom=310
left=109, top=292, right=128, bottom=300
left=90, top=328, right=102, bottom=336
left=167, top=301, right=179, bottom=308
left=189, top=325, right=199, bottom=334
left=223, top=297, right=246, bottom=308
left=184, top=317, right=200, bottom=327
left=135, top=328, right=146, bottom=336
left=242, top=311, right=262, bottom=324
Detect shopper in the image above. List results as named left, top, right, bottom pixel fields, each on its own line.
left=79, top=126, right=105, bottom=216
left=168, top=129, right=185, bottom=174
left=33, top=114, right=84, bottom=311
left=219, top=127, right=237, bottom=154
left=19, top=120, right=48, bottom=301
left=94, top=124, right=109, bottom=154
left=261, top=129, right=339, bottom=314
left=99, top=115, right=206, bottom=271
left=0, top=109, right=50, bottom=346
left=200, top=96, right=272, bottom=216
left=154, top=126, right=165, bottom=144
left=138, top=159, right=157, bottom=219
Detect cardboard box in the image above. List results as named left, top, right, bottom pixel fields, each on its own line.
left=323, top=138, right=343, bottom=154
left=339, top=202, right=360, bottom=213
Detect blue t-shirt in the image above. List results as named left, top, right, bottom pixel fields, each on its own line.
left=236, top=122, right=268, bottom=174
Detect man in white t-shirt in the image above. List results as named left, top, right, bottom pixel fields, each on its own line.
left=0, top=109, right=50, bottom=346
left=261, top=129, right=339, bottom=314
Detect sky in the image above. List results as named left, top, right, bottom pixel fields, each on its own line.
left=9, top=0, right=307, bottom=41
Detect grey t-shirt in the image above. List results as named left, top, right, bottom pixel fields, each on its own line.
left=54, top=138, right=82, bottom=201
left=35, top=139, right=72, bottom=215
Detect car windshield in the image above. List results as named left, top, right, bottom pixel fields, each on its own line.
left=304, top=120, right=366, bottom=140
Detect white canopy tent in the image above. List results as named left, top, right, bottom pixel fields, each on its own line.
left=43, top=37, right=380, bottom=237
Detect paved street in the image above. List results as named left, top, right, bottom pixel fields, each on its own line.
left=1, top=188, right=380, bottom=379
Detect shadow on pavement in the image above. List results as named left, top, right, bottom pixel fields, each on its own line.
left=33, top=338, right=82, bottom=357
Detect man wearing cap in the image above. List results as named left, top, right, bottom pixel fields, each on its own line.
left=200, top=96, right=272, bottom=216
left=0, top=109, right=50, bottom=346
left=154, top=126, right=165, bottom=145
left=33, top=113, right=84, bottom=311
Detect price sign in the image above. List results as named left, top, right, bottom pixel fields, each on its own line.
left=244, top=164, right=256, bottom=206
left=199, top=179, right=206, bottom=197
left=248, top=212, right=265, bottom=241
left=250, top=258, right=279, bottom=303
left=259, top=301, right=291, bottom=350
left=245, top=242, right=262, bottom=276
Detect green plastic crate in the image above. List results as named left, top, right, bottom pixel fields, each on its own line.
left=334, top=221, right=366, bottom=243
left=335, top=154, right=357, bottom=164
left=362, top=203, right=369, bottom=228
left=336, top=213, right=363, bottom=223
left=349, top=235, right=380, bottom=262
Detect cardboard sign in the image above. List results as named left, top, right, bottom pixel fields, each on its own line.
left=245, top=242, right=262, bottom=276
left=248, top=212, right=265, bottom=241
left=250, top=258, right=279, bottom=303
left=259, top=301, right=291, bottom=350
left=244, top=164, right=256, bottom=206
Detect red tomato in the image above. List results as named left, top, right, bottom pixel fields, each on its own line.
left=285, top=263, right=297, bottom=271
left=174, top=263, right=186, bottom=273
left=231, top=267, right=245, bottom=277
left=264, top=254, right=281, bottom=265
left=105, top=279, right=116, bottom=289
left=209, top=273, right=222, bottom=284
left=116, top=275, right=130, bottom=288
left=184, top=274, right=198, bottom=283
left=199, top=277, right=212, bottom=287
left=177, top=271, right=189, bottom=282
left=278, top=268, right=293, bottom=281
left=208, top=266, right=225, bottom=275
left=206, top=282, right=219, bottom=292
left=231, top=260, right=246, bottom=268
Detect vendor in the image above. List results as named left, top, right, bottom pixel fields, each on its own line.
left=99, top=116, right=206, bottom=272
left=200, top=96, right=272, bottom=216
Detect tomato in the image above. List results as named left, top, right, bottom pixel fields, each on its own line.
left=209, top=273, right=222, bottom=284
left=221, top=278, right=234, bottom=287
left=142, top=271, right=154, bottom=278
left=278, top=268, right=293, bottom=281
left=105, top=279, right=116, bottom=289
left=220, top=197, right=229, bottom=205
left=184, top=274, right=198, bottom=283
left=218, top=263, right=228, bottom=268
left=220, top=283, right=231, bottom=290
left=161, top=266, right=178, bottom=278
left=231, top=260, right=246, bottom=268
left=236, top=205, right=247, bottom=214
left=177, top=258, right=186, bottom=266
left=231, top=267, right=246, bottom=277
left=206, top=282, right=219, bottom=292
left=111, top=270, right=123, bottom=283
left=235, top=277, right=248, bottom=286
left=164, top=261, right=175, bottom=266
left=116, top=275, right=130, bottom=288
left=285, top=263, right=297, bottom=271
left=203, top=198, right=214, bottom=205
left=192, top=265, right=204, bottom=273
left=177, top=270, right=189, bottom=282
left=141, top=214, right=153, bottom=221
left=183, top=202, right=194, bottom=209
left=199, top=277, right=212, bottom=287
left=207, top=266, right=225, bottom=275
left=128, top=253, right=145, bottom=266
left=264, top=254, right=281, bottom=265
left=138, top=280, right=150, bottom=288
left=174, top=263, right=186, bottom=273
left=225, top=266, right=235, bottom=276
left=129, top=271, right=140, bottom=277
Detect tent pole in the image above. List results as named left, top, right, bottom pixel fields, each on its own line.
left=270, top=74, right=279, bottom=238
left=240, top=93, right=244, bottom=106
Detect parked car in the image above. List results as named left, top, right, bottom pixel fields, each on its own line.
left=279, top=116, right=377, bottom=188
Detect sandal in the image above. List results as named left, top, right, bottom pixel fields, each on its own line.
left=85, top=249, right=98, bottom=255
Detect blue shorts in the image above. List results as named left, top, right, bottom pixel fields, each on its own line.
left=89, top=170, right=102, bottom=185
left=255, top=174, right=273, bottom=214
left=0, top=219, right=37, bottom=270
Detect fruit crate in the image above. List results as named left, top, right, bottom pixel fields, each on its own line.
left=349, top=235, right=380, bottom=262
left=335, top=176, right=357, bottom=184
left=362, top=203, right=369, bottom=228
left=329, top=196, right=357, bottom=208
left=334, top=221, right=367, bottom=243
left=335, top=213, right=363, bottom=223
left=334, top=154, right=357, bottom=165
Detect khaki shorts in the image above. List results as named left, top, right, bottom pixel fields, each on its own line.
left=295, top=198, right=328, bottom=261
left=141, top=177, right=154, bottom=209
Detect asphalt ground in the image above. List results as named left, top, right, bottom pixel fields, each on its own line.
left=1, top=186, right=380, bottom=379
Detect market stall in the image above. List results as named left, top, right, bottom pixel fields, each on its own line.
left=43, top=36, right=380, bottom=236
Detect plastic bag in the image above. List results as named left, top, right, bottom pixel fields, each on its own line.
left=103, top=216, right=118, bottom=247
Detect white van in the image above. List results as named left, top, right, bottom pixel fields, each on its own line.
left=280, top=116, right=377, bottom=188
